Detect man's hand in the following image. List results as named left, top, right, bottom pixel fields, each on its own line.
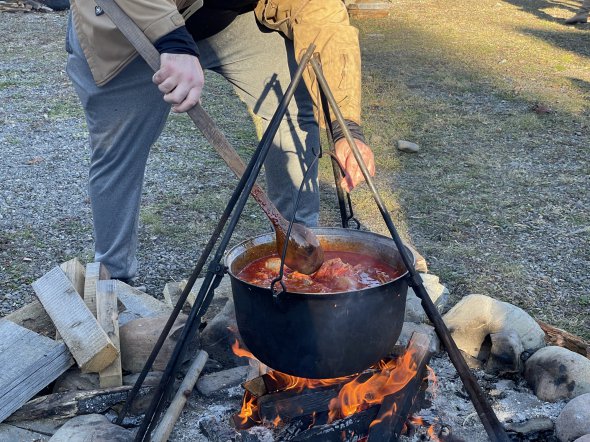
left=334, top=138, right=375, bottom=193
left=153, top=53, right=204, bottom=113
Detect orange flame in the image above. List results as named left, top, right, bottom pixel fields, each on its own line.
left=236, top=391, right=259, bottom=425
left=328, top=348, right=419, bottom=422
left=231, top=339, right=434, bottom=434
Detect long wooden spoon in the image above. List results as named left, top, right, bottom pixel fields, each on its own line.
left=188, top=105, right=324, bottom=275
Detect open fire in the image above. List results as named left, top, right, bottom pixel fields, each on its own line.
left=231, top=335, right=442, bottom=441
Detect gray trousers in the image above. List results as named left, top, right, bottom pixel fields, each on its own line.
left=66, top=12, right=320, bottom=279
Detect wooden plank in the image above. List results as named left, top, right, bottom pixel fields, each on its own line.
left=0, top=319, right=74, bottom=423
left=31, top=267, right=118, bottom=373
left=0, top=423, right=50, bottom=441
left=537, top=320, right=590, bottom=358
left=84, top=262, right=110, bottom=317
left=151, top=351, right=209, bottom=442
left=6, top=385, right=154, bottom=422
left=116, top=280, right=172, bottom=319
left=9, top=417, right=68, bottom=436
left=57, top=258, right=87, bottom=340
left=59, top=258, right=86, bottom=299
left=97, top=280, right=122, bottom=388
left=4, top=300, right=54, bottom=337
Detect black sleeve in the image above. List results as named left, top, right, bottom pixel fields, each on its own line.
left=154, top=26, right=199, bottom=57
left=330, top=119, right=367, bottom=144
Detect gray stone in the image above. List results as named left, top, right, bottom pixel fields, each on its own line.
left=556, top=394, right=590, bottom=442
left=574, top=436, right=590, bottom=442
left=397, top=139, right=420, bottom=153
left=396, top=322, right=440, bottom=353
left=49, top=414, right=133, bottom=441
left=486, top=330, right=524, bottom=374
left=404, top=273, right=450, bottom=323
left=525, top=347, right=590, bottom=402
left=443, top=294, right=545, bottom=360
left=196, top=365, right=249, bottom=397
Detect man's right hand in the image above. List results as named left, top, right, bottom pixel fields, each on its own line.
left=153, top=53, right=204, bottom=113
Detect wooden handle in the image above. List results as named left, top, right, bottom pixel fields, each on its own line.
left=95, top=0, right=285, bottom=226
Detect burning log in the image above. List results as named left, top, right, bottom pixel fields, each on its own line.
left=233, top=332, right=436, bottom=440
left=368, top=332, right=433, bottom=440
left=287, top=406, right=380, bottom=441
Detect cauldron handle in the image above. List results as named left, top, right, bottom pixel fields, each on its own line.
left=270, top=149, right=322, bottom=301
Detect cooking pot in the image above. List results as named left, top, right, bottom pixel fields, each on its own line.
left=224, top=227, right=413, bottom=379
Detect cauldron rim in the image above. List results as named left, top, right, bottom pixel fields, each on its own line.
left=224, top=227, right=413, bottom=297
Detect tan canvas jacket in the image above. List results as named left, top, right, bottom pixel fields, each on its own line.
left=71, top=0, right=361, bottom=125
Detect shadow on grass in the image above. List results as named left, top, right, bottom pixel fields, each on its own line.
left=520, top=27, right=590, bottom=59
left=502, top=0, right=585, bottom=25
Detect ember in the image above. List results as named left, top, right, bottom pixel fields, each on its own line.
left=237, top=251, right=402, bottom=293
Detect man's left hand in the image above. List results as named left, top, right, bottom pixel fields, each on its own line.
left=334, top=138, right=375, bottom=192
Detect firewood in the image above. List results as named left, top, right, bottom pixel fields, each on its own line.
left=151, top=350, right=209, bottom=442
left=288, top=406, right=380, bottom=441
left=59, top=258, right=85, bottom=300
left=6, top=385, right=154, bottom=422
left=116, top=280, right=171, bottom=319
left=0, top=320, right=74, bottom=423
left=0, top=423, right=49, bottom=441
left=83, top=262, right=110, bottom=317
left=57, top=257, right=86, bottom=340
left=96, top=281, right=122, bottom=388
left=4, top=300, right=54, bottom=337
left=32, top=267, right=118, bottom=373
left=536, top=320, right=590, bottom=358
left=368, top=332, right=433, bottom=441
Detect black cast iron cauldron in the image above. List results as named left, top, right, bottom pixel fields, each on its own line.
left=224, top=227, right=414, bottom=379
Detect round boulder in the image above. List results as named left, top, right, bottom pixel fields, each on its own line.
left=556, top=393, right=590, bottom=441
left=525, top=347, right=590, bottom=402
left=443, top=294, right=545, bottom=359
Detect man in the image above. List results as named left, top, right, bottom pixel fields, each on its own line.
left=66, top=0, right=375, bottom=282
left=565, top=0, right=589, bottom=24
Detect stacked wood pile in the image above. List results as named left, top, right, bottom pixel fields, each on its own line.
left=0, top=258, right=198, bottom=440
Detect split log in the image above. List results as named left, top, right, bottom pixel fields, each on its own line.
left=116, top=280, right=171, bottom=320
left=537, top=320, right=590, bottom=358
left=4, top=300, right=54, bottom=337
left=32, top=267, right=118, bottom=373
left=6, top=385, right=154, bottom=422
left=97, top=280, right=122, bottom=388
left=57, top=257, right=86, bottom=340
left=5, top=258, right=85, bottom=338
left=60, top=258, right=85, bottom=300
left=84, top=262, right=110, bottom=317
left=151, top=350, right=209, bottom=442
left=0, top=319, right=74, bottom=423
left=288, top=406, right=380, bottom=441
left=368, top=332, right=433, bottom=441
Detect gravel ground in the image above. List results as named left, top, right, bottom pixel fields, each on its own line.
left=0, top=10, right=280, bottom=315
left=1, top=2, right=589, bottom=335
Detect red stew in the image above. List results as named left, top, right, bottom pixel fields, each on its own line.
left=237, top=251, right=402, bottom=293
